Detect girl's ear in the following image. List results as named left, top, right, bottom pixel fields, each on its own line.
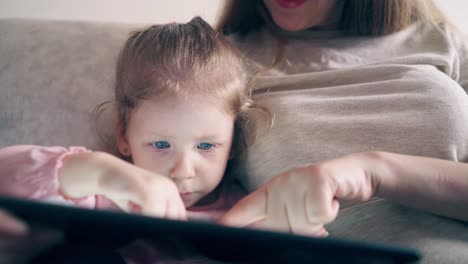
left=115, top=116, right=131, bottom=157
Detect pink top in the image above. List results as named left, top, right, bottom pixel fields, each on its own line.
left=0, top=145, right=246, bottom=263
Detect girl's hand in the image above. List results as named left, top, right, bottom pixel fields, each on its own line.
left=59, top=152, right=187, bottom=220
left=219, top=152, right=380, bottom=236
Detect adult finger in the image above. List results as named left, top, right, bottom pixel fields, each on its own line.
left=0, top=209, right=28, bottom=236
left=249, top=187, right=311, bottom=235
left=255, top=186, right=293, bottom=233
left=284, top=188, right=323, bottom=235
left=218, top=188, right=268, bottom=228
left=304, top=187, right=340, bottom=226
left=313, top=226, right=329, bottom=237
left=0, top=225, right=63, bottom=263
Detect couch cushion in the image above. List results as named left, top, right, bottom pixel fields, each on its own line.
left=0, top=19, right=141, bottom=149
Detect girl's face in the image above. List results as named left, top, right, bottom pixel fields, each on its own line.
left=120, top=94, right=234, bottom=208
left=263, top=0, right=339, bottom=31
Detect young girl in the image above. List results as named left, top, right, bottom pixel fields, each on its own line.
left=0, top=17, right=268, bottom=262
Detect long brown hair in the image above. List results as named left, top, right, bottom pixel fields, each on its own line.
left=95, top=17, right=268, bottom=176
left=216, top=0, right=449, bottom=36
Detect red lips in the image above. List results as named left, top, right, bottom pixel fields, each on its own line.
left=276, top=0, right=307, bottom=9
left=180, top=192, right=192, bottom=198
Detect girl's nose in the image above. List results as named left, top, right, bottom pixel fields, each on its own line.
left=168, top=155, right=195, bottom=180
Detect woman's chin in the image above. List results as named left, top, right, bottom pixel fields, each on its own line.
left=270, top=14, right=314, bottom=31
left=274, top=20, right=309, bottom=31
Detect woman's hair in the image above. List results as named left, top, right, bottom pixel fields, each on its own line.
left=216, top=0, right=449, bottom=36
left=95, top=17, right=268, bottom=175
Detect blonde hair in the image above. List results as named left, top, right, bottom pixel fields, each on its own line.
left=95, top=17, right=267, bottom=176
left=215, top=0, right=452, bottom=76
left=216, top=0, right=449, bottom=36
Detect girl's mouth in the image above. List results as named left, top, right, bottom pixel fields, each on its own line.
left=180, top=192, right=192, bottom=198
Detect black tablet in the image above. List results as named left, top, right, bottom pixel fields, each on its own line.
left=0, top=195, right=421, bottom=263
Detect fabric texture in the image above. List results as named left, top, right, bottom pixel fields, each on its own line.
left=230, top=23, right=468, bottom=263
left=0, top=19, right=128, bottom=150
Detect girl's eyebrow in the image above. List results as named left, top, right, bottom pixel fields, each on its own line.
left=145, top=131, right=228, bottom=141
left=145, top=131, right=176, bottom=139
left=195, top=135, right=228, bottom=141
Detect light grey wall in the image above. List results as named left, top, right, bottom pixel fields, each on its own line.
left=436, top=0, right=468, bottom=33
left=0, top=0, right=466, bottom=31
left=0, top=0, right=223, bottom=25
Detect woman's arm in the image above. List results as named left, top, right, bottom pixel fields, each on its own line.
left=220, top=151, right=468, bottom=236
left=371, top=151, right=468, bottom=221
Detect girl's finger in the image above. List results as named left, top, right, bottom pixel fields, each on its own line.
left=166, top=200, right=187, bottom=221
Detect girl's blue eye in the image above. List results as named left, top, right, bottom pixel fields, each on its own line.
left=151, top=141, right=170, bottom=149
left=197, top=143, right=214, bottom=150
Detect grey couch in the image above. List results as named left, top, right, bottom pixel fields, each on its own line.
left=1, top=19, right=467, bottom=263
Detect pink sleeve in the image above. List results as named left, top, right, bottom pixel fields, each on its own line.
left=0, top=145, right=106, bottom=209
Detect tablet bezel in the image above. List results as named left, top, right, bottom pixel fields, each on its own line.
left=0, top=195, right=421, bottom=263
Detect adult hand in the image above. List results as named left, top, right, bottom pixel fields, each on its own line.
left=0, top=209, right=63, bottom=263
left=60, top=152, right=187, bottom=221
left=219, top=152, right=379, bottom=236
left=0, top=209, right=27, bottom=236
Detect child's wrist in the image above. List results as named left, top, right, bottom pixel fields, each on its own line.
left=59, top=151, right=110, bottom=198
